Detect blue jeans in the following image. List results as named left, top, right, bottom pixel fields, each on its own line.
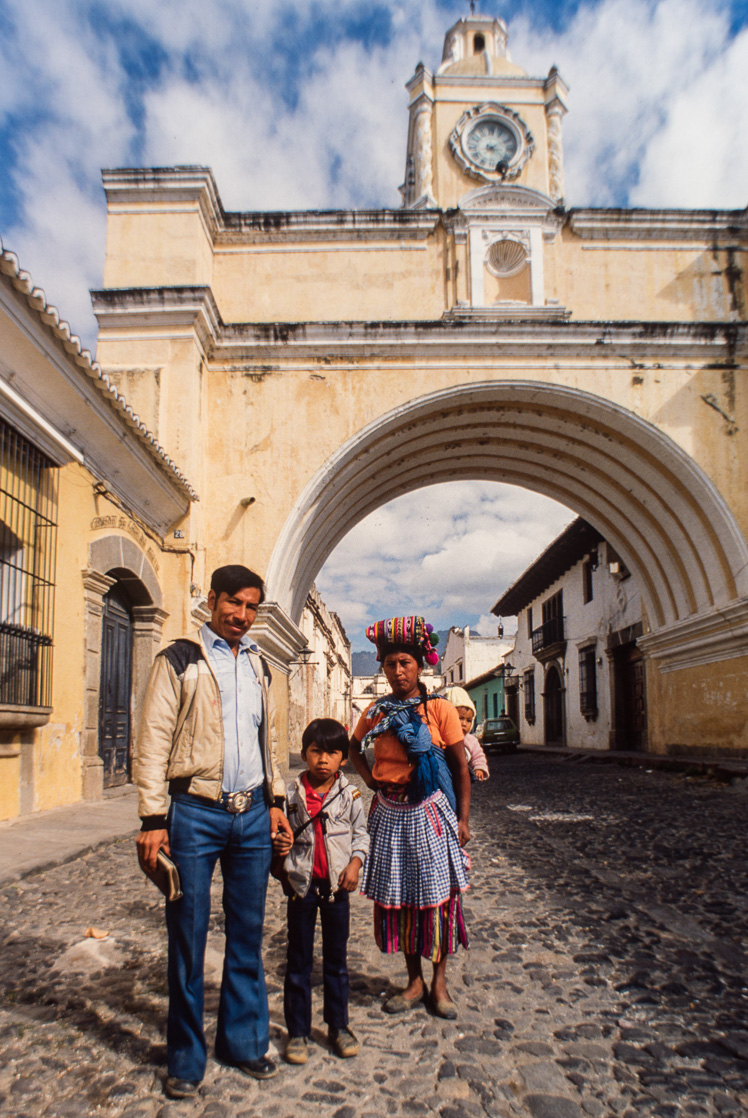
left=284, top=879, right=350, bottom=1037
left=166, top=792, right=272, bottom=1082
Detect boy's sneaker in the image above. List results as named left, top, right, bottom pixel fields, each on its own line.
left=329, top=1026, right=359, bottom=1058
left=285, top=1035, right=309, bottom=1064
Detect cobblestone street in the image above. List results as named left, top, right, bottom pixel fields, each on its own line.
left=2, top=753, right=748, bottom=1118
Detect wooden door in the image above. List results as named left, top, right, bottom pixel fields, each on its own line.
left=98, top=584, right=133, bottom=787
left=544, top=664, right=565, bottom=745
left=615, top=643, right=647, bottom=751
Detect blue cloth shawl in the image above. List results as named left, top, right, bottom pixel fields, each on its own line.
left=361, top=695, right=456, bottom=811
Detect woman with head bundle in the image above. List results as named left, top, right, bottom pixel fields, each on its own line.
left=349, top=616, right=470, bottom=1019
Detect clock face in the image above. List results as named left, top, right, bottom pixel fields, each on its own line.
left=463, top=117, right=519, bottom=172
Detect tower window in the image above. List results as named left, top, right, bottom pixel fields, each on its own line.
left=473, top=33, right=485, bottom=53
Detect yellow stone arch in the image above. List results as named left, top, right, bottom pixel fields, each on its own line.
left=267, top=381, right=748, bottom=672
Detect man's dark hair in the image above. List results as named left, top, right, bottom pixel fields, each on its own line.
left=301, top=718, right=349, bottom=759
left=210, top=565, right=265, bottom=603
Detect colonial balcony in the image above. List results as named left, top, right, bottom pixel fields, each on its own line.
left=531, top=616, right=566, bottom=662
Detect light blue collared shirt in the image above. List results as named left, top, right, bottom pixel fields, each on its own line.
left=201, top=623, right=264, bottom=793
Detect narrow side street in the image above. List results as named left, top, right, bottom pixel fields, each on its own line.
left=1, top=754, right=747, bottom=1118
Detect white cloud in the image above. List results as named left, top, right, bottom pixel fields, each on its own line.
left=632, top=23, right=748, bottom=207
left=509, top=0, right=743, bottom=207
left=315, top=481, right=574, bottom=645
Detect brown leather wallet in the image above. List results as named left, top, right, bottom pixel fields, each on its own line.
left=144, top=849, right=183, bottom=902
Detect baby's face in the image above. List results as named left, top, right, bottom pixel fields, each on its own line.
left=456, top=706, right=474, bottom=735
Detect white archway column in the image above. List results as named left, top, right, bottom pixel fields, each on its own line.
left=81, top=568, right=116, bottom=801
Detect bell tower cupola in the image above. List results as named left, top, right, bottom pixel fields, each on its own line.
left=400, top=13, right=568, bottom=210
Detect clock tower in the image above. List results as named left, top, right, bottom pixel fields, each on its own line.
left=401, top=13, right=569, bottom=314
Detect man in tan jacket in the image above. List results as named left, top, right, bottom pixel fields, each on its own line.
left=135, top=564, right=293, bottom=1099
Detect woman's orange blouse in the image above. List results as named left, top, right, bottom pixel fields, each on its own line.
left=353, top=696, right=463, bottom=786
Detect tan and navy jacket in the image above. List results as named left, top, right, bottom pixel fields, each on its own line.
left=134, top=628, right=285, bottom=824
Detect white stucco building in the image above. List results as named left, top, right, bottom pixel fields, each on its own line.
left=351, top=667, right=444, bottom=728
left=493, top=519, right=645, bottom=751
left=288, top=585, right=351, bottom=746
left=441, top=625, right=513, bottom=688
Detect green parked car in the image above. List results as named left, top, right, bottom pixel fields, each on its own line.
left=477, top=716, right=519, bottom=753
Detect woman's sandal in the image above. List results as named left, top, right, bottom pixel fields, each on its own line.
left=383, top=992, right=423, bottom=1014
left=430, top=995, right=458, bottom=1020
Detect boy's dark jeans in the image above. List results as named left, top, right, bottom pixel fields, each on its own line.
left=284, top=878, right=350, bottom=1037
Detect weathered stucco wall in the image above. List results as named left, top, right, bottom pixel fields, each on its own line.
left=646, top=654, right=748, bottom=755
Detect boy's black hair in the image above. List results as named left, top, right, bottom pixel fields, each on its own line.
left=301, top=717, right=349, bottom=759
left=210, top=564, right=265, bottom=603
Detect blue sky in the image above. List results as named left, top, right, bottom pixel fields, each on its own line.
left=1, top=0, right=746, bottom=644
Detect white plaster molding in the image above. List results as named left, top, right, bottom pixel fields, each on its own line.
left=638, top=599, right=748, bottom=671
left=215, top=243, right=430, bottom=255
left=209, top=317, right=742, bottom=362
left=529, top=226, right=545, bottom=305
left=545, top=100, right=565, bottom=204
left=570, top=209, right=748, bottom=242
left=251, top=601, right=308, bottom=673
left=218, top=210, right=438, bottom=246
left=102, top=167, right=223, bottom=241
left=412, top=101, right=435, bottom=206
left=92, top=287, right=745, bottom=362
left=484, top=234, right=529, bottom=277
left=190, top=595, right=211, bottom=626
left=92, top=285, right=221, bottom=357
left=442, top=304, right=570, bottom=320
left=435, top=75, right=548, bottom=90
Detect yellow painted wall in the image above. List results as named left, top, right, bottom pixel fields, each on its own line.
left=212, top=239, right=446, bottom=322
left=0, top=456, right=197, bottom=821
left=551, top=233, right=737, bottom=322
left=33, top=463, right=91, bottom=813
left=99, top=199, right=741, bottom=326
left=103, top=208, right=214, bottom=289
left=647, top=655, right=748, bottom=755
left=0, top=749, right=21, bottom=820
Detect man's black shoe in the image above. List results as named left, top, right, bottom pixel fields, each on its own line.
left=233, top=1056, right=279, bottom=1080
left=165, top=1076, right=201, bottom=1099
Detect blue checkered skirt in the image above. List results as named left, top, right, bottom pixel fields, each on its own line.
left=361, top=789, right=469, bottom=909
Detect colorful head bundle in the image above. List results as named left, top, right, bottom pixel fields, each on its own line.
left=365, top=615, right=440, bottom=666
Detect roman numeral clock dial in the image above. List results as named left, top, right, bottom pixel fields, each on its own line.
left=449, top=104, right=534, bottom=184
left=465, top=119, right=518, bottom=170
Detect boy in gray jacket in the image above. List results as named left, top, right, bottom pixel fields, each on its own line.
left=273, top=718, right=369, bottom=1064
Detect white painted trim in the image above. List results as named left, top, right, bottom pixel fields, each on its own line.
left=251, top=601, right=307, bottom=672
left=0, top=376, right=85, bottom=465
left=581, top=244, right=748, bottom=253
left=529, top=226, right=544, bottom=306
left=214, top=243, right=429, bottom=255
left=638, top=599, right=748, bottom=671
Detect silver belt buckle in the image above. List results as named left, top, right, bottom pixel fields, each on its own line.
left=227, top=789, right=252, bottom=814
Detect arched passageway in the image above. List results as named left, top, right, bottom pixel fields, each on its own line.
left=268, top=381, right=748, bottom=655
